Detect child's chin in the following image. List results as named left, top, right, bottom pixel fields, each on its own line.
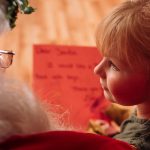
left=104, top=90, right=116, bottom=103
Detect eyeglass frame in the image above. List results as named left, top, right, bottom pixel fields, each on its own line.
left=0, top=50, right=15, bottom=55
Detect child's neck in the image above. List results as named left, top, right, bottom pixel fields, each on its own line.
left=137, top=101, right=150, bottom=119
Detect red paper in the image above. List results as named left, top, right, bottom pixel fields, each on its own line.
left=33, top=45, right=110, bottom=129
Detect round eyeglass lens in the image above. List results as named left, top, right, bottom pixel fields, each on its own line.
left=0, top=53, right=14, bottom=68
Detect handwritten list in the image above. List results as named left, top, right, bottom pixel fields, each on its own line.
left=33, top=45, right=109, bottom=129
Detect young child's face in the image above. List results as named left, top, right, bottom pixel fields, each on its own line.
left=94, top=55, right=150, bottom=106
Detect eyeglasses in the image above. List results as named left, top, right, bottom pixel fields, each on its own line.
left=0, top=50, right=15, bottom=68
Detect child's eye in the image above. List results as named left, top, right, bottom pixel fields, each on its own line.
left=108, top=61, right=120, bottom=71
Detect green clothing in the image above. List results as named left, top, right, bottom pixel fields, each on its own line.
left=113, top=112, right=150, bottom=150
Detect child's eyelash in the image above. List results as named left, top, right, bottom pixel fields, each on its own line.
left=108, top=61, right=120, bottom=71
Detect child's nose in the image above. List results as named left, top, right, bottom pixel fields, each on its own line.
left=94, top=58, right=107, bottom=78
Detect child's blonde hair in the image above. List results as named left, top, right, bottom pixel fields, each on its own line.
left=96, top=0, right=150, bottom=70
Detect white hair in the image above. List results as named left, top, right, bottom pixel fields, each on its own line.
left=0, top=75, right=65, bottom=142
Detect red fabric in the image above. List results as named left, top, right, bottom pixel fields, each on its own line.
left=0, top=131, right=134, bottom=150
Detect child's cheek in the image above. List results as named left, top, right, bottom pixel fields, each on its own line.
left=108, top=74, right=148, bottom=105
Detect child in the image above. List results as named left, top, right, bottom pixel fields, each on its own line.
left=94, top=0, right=150, bottom=150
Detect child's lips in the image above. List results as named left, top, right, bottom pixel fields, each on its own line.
left=104, top=87, right=109, bottom=91
left=100, top=80, right=108, bottom=91
left=102, top=85, right=108, bottom=91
